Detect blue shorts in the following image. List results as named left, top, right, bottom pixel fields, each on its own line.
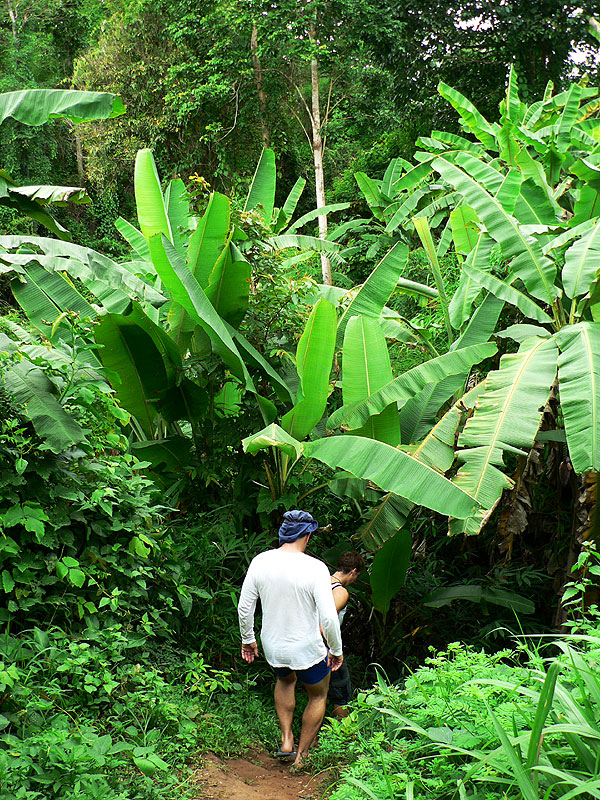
left=274, top=657, right=330, bottom=685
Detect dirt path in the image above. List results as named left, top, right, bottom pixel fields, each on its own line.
left=191, top=749, right=333, bottom=800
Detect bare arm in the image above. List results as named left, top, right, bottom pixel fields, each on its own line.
left=238, top=564, right=260, bottom=662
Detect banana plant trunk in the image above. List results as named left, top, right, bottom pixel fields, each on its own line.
left=308, top=21, right=331, bottom=285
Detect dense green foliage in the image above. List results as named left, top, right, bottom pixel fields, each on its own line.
left=4, top=3, right=600, bottom=798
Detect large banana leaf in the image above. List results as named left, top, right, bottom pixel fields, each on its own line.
left=148, top=236, right=251, bottom=386
left=370, top=530, right=412, bottom=615
left=337, top=242, right=408, bottom=343
left=437, top=82, right=498, bottom=149
left=0, top=341, right=86, bottom=453
left=164, top=179, right=190, bottom=256
left=286, top=203, right=350, bottom=233
left=462, top=261, right=553, bottom=325
left=187, top=192, right=231, bottom=288
left=115, top=217, right=151, bottom=261
left=328, top=343, right=496, bottom=432
left=134, top=149, right=172, bottom=243
left=280, top=177, right=306, bottom=225
left=562, top=220, right=600, bottom=300
left=434, top=156, right=558, bottom=305
left=450, top=336, right=558, bottom=535
left=556, top=322, right=600, bottom=472
left=400, top=295, right=503, bottom=443
left=449, top=234, right=495, bottom=329
left=11, top=262, right=96, bottom=338
left=358, top=493, right=413, bottom=552
left=94, top=304, right=180, bottom=438
left=205, top=241, right=251, bottom=327
left=0, top=235, right=165, bottom=309
left=244, top=148, right=276, bottom=224
left=304, top=436, right=478, bottom=518
left=342, top=316, right=400, bottom=446
left=0, top=89, right=124, bottom=126
left=281, top=298, right=336, bottom=440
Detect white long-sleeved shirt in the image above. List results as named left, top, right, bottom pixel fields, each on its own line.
left=238, top=549, right=343, bottom=670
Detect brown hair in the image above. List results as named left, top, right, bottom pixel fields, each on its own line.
left=336, top=551, right=366, bottom=574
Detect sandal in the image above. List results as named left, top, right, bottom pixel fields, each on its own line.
left=275, top=748, right=297, bottom=761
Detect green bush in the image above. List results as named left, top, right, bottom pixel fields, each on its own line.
left=0, top=623, right=276, bottom=800
left=313, top=633, right=600, bottom=800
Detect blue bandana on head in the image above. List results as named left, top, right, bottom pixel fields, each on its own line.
left=278, top=510, right=319, bottom=543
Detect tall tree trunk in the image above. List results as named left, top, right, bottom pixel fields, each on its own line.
left=309, top=21, right=331, bottom=285
left=74, top=132, right=85, bottom=183
left=250, top=23, right=270, bottom=148
left=6, top=0, right=17, bottom=41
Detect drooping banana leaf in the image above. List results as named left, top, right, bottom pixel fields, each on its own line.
left=242, top=422, right=303, bottom=461
left=94, top=304, right=181, bottom=438
left=244, top=147, right=276, bottom=224
left=11, top=262, right=96, bottom=337
left=268, top=234, right=341, bottom=253
left=342, top=316, right=400, bottom=446
left=556, top=322, right=600, bottom=472
left=0, top=235, right=165, bottom=309
left=462, top=262, right=553, bottom=325
left=134, top=149, right=172, bottom=243
left=0, top=346, right=87, bottom=453
left=434, top=156, right=558, bottom=305
left=437, top=82, right=498, bottom=149
left=358, top=493, right=413, bottom=552
left=328, top=343, right=497, bottom=432
left=337, top=242, right=408, bottom=343
left=449, top=336, right=558, bottom=535
left=281, top=298, right=336, bottom=440
left=0, top=89, right=124, bottom=126
left=370, top=530, right=412, bottom=615
left=304, top=435, right=478, bottom=518
left=286, top=203, right=350, bottom=233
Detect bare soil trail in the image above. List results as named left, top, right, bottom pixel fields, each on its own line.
left=191, top=748, right=334, bottom=800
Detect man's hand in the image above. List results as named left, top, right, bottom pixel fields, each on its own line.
left=241, top=642, right=259, bottom=664
left=328, top=652, right=344, bottom=672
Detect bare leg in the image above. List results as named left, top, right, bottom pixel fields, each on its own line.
left=294, top=672, right=330, bottom=766
left=274, top=673, right=297, bottom=753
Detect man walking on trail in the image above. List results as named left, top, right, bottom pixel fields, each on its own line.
left=238, top=509, right=343, bottom=771
left=328, top=551, right=365, bottom=719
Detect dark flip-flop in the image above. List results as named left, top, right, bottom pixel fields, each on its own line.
left=275, top=748, right=297, bottom=760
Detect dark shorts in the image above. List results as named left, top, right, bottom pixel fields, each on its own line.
left=328, top=659, right=352, bottom=705
left=273, top=657, right=330, bottom=685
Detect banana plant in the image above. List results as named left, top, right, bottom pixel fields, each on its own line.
left=331, top=74, right=600, bottom=540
